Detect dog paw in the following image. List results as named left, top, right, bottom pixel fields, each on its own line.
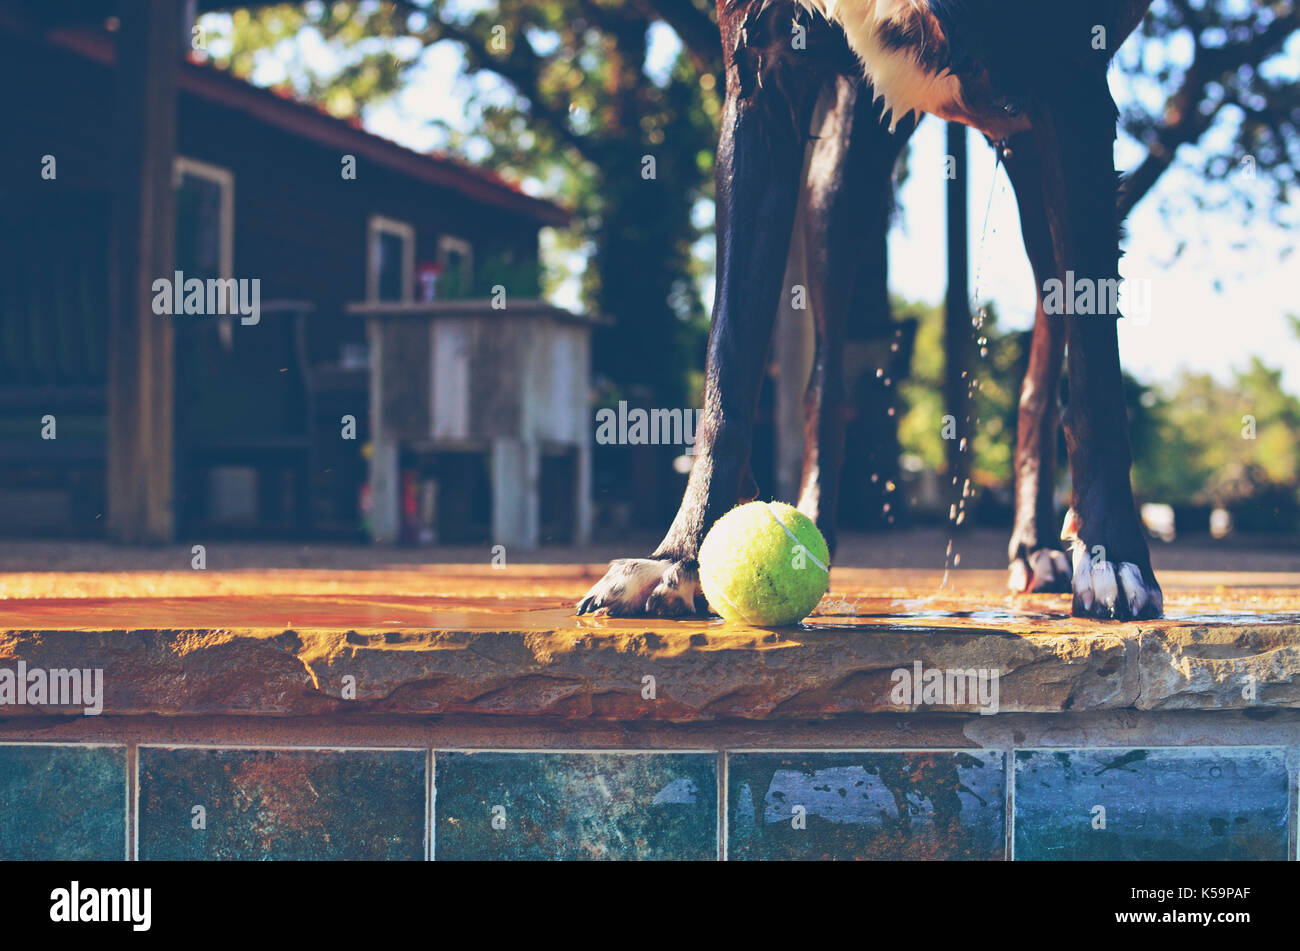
left=575, top=558, right=706, bottom=618
left=1062, top=510, right=1163, bottom=620
left=1008, top=548, right=1071, bottom=594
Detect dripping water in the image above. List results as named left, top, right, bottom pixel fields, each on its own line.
left=941, top=143, right=1006, bottom=591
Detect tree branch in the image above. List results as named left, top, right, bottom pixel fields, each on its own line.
left=638, top=0, right=722, bottom=75
left=416, top=14, right=597, bottom=162
left=1119, top=8, right=1299, bottom=217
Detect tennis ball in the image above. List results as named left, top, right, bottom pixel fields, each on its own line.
left=698, top=501, right=831, bottom=626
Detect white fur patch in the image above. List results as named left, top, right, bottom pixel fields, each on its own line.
left=1117, top=562, right=1149, bottom=616
left=1070, top=543, right=1094, bottom=611
left=795, top=0, right=963, bottom=131
left=1091, top=560, right=1119, bottom=614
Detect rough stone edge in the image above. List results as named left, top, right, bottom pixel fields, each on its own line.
left=0, top=622, right=1297, bottom=719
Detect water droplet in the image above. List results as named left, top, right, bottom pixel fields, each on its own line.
left=959, top=437, right=968, bottom=451
left=875, top=368, right=884, bottom=378
left=885, top=480, right=896, bottom=492
left=953, top=553, right=962, bottom=566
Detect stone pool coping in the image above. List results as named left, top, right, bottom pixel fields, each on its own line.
left=1, top=566, right=1297, bottom=720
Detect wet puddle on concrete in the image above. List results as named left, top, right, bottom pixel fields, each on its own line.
left=0, top=567, right=1296, bottom=636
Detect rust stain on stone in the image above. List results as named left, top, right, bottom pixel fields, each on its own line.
left=1, top=568, right=1297, bottom=719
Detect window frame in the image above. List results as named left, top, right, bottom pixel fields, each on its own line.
left=172, top=155, right=235, bottom=283
left=436, top=235, right=474, bottom=297
left=367, top=215, right=416, bottom=303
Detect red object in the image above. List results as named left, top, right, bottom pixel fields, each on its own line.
left=417, top=262, right=442, bottom=302
left=399, top=470, right=419, bottom=544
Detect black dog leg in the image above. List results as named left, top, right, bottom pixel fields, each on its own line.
left=578, top=2, right=821, bottom=616
left=1002, top=130, right=1070, bottom=593
left=1029, top=73, right=1162, bottom=619
left=797, top=77, right=914, bottom=557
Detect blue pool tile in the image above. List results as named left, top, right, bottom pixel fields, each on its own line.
left=434, top=752, right=718, bottom=860
left=1013, top=748, right=1289, bottom=860
left=727, top=751, right=1006, bottom=860
left=0, top=744, right=127, bottom=860
left=138, top=747, right=426, bottom=860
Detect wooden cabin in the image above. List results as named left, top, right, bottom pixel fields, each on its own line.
left=0, top=0, right=591, bottom=546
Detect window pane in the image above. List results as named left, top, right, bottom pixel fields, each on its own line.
left=377, top=231, right=406, bottom=301
left=437, top=240, right=474, bottom=300
left=175, top=172, right=223, bottom=280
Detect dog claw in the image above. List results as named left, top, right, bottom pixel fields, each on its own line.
left=1092, top=560, right=1119, bottom=614
left=1008, top=559, right=1028, bottom=593
left=1064, top=519, right=1163, bottom=620
left=576, top=557, right=705, bottom=618
left=1118, top=561, right=1162, bottom=617
left=1008, top=547, right=1071, bottom=593
left=1071, top=543, right=1096, bottom=612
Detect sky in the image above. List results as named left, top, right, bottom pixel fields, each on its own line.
left=202, top=7, right=1300, bottom=395
left=894, top=117, right=1300, bottom=394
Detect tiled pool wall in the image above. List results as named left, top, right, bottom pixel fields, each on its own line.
left=0, top=742, right=1294, bottom=860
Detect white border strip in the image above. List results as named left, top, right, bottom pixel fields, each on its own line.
left=760, top=502, right=829, bottom=573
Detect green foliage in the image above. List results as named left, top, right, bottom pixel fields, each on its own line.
left=1120, top=0, right=1300, bottom=218
left=890, top=298, right=1300, bottom=518
left=206, top=1, right=1300, bottom=524
left=896, top=298, right=1022, bottom=487
left=211, top=4, right=410, bottom=117
left=1135, top=359, right=1300, bottom=508
left=206, top=0, right=721, bottom=407
left=473, top=252, right=540, bottom=299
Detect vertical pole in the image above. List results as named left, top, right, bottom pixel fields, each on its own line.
left=575, top=329, right=594, bottom=545
left=366, top=320, right=400, bottom=543
left=107, top=0, right=181, bottom=543
left=492, top=439, right=539, bottom=549
left=944, top=121, right=972, bottom=521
